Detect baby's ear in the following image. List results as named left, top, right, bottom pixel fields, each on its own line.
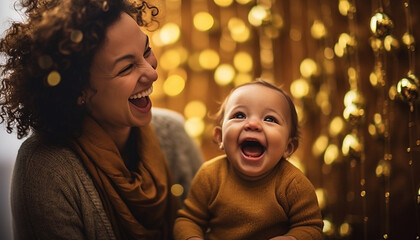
left=213, top=126, right=224, bottom=150
left=284, top=137, right=298, bottom=159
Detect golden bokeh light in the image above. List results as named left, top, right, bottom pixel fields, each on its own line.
left=324, top=47, right=335, bottom=60
left=290, top=78, right=310, bottom=99
left=163, top=74, right=185, bottom=96
left=311, top=20, right=327, bottom=39
left=184, top=101, right=207, bottom=119
left=375, top=159, right=391, bottom=177
left=342, top=133, right=361, bottom=156
left=384, top=35, right=399, bottom=52
left=339, top=222, right=352, bottom=237
left=334, top=42, right=345, bottom=57
left=170, top=184, right=184, bottom=197
left=248, top=5, right=268, bottom=27
left=338, top=0, right=351, bottom=16
left=324, top=144, right=340, bottom=165
left=300, top=58, right=318, bottom=78
left=214, top=64, right=235, bottom=86
left=369, top=71, right=379, bottom=87
left=70, top=30, right=83, bottom=43
left=228, top=17, right=251, bottom=42
left=315, top=188, right=327, bottom=209
left=199, top=49, right=220, bottom=70
left=329, top=116, right=345, bottom=137
left=233, top=51, right=253, bottom=72
left=312, top=135, right=329, bottom=157
left=323, top=219, right=334, bottom=236
left=402, top=32, right=415, bottom=46
left=194, top=12, right=214, bottom=32
left=344, top=89, right=364, bottom=107
left=214, top=0, right=234, bottom=7
left=47, top=71, right=61, bottom=87
left=185, top=117, right=205, bottom=137
left=343, top=104, right=365, bottom=123
left=159, top=22, right=181, bottom=45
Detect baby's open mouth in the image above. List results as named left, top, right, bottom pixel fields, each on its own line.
left=241, top=140, right=265, bottom=158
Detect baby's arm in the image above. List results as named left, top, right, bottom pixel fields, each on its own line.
left=283, top=173, right=324, bottom=240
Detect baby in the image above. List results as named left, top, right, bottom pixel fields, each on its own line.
left=174, top=79, right=324, bottom=240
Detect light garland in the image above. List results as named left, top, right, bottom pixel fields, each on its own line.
left=340, top=0, right=368, bottom=239
left=396, top=1, right=420, bottom=238
left=369, top=0, right=393, bottom=238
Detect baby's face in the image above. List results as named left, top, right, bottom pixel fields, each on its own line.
left=219, top=84, right=295, bottom=180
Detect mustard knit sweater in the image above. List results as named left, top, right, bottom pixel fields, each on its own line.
left=174, top=155, right=323, bottom=240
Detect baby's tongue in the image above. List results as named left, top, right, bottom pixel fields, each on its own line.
left=242, top=143, right=264, bottom=157
left=130, top=97, right=148, bottom=108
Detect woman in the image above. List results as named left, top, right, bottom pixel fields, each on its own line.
left=0, top=0, right=202, bottom=239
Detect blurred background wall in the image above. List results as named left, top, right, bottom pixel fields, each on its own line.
left=0, top=1, right=25, bottom=239
left=1, top=0, right=420, bottom=239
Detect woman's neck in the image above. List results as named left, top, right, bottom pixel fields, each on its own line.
left=102, top=125, right=131, bottom=153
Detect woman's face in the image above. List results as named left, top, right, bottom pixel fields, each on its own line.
left=83, top=12, right=158, bottom=134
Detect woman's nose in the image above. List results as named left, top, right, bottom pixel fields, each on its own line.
left=244, top=118, right=262, bottom=131
left=139, top=58, right=158, bottom=83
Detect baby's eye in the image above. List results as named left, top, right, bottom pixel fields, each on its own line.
left=232, top=112, right=246, bottom=119
left=117, top=64, right=134, bottom=76
left=264, top=116, right=279, bottom=123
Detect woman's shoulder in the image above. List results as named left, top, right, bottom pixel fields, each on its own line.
left=13, top=134, right=91, bottom=192
left=16, top=134, right=80, bottom=172
left=11, top=134, right=115, bottom=239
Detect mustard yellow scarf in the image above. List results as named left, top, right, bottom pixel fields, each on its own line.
left=72, top=116, right=180, bottom=239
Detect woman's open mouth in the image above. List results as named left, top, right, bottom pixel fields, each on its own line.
left=129, top=86, right=153, bottom=112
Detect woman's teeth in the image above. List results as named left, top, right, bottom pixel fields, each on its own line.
left=129, top=86, right=153, bottom=99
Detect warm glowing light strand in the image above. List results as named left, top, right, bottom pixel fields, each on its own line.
left=345, top=0, right=368, bottom=238
left=370, top=0, right=392, bottom=238
left=403, top=1, right=420, bottom=238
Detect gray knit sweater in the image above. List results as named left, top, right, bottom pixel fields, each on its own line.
left=10, top=108, right=203, bottom=240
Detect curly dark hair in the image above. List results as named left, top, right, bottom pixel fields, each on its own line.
left=0, top=0, right=159, bottom=142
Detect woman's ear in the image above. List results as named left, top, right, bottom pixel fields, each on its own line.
left=77, top=89, right=88, bottom=106
left=77, top=96, right=85, bottom=106
left=213, top=126, right=224, bottom=150
left=283, top=137, right=298, bottom=159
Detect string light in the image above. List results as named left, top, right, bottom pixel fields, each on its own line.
left=369, top=0, right=394, bottom=238
left=396, top=1, right=420, bottom=238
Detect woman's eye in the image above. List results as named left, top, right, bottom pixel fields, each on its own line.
left=143, top=46, right=152, bottom=58
left=232, top=112, right=246, bottom=119
left=264, top=116, right=278, bottom=123
left=117, top=64, right=134, bottom=76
